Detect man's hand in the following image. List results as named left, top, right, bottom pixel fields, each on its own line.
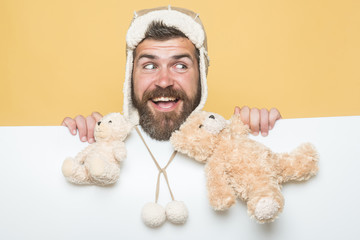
left=61, top=112, right=103, bottom=143
left=234, top=106, right=281, bottom=137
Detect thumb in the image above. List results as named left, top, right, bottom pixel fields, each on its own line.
left=234, top=106, right=241, bottom=115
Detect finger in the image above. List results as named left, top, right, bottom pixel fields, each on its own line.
left=61, top=117, right=77, bottom=135
left=260, top=108, right=269, bottom=136
left=91, top=111, right=103, bottom=123
left=239, top=106, right=250, bottom=127
left=250, top=108, right=260, bottom=135
left=86, top=115, right=97, bottom=144
left=74, top=115, right=88, bottom=142
left=269, top=108, right=282, bottom=130
left=234, top=106, right=241, bottom=115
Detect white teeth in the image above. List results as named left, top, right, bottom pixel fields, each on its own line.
left=152, top=97, right=176, bottom=102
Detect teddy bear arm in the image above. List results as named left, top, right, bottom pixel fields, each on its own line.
left=205, top=159, right=236, bottom=211
left=112, top=141, right=127, bottom=162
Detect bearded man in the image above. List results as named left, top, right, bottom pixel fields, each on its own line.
left=60, top=6, right=283, bottom=229
left=62, top=6, right=281, bottom=143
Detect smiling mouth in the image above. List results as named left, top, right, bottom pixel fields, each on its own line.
left=150, top=96, right=180, bottom=111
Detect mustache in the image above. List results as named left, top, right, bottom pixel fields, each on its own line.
left=141, top=86, right=188, bottom=102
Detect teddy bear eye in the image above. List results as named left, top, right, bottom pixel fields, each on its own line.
left=108, top=120, right=112, bottom=123
left=199, top=124, right=203, bottom=128
left=209, top=115, right=215, bottom=119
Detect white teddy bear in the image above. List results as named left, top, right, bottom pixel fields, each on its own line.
left=62, top=112, right=133, bottom=185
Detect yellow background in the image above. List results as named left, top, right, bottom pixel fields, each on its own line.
left=1, top=0, right=359, bottom=126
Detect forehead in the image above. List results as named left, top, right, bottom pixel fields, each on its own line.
left=134, top=37, right=197, bottom=59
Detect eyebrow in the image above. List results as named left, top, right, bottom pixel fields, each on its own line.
left=137, top=54, right=157, bottom=60
left=172, top=54, right=193, bottom=61
left=137, top=54, right=194, bottom=62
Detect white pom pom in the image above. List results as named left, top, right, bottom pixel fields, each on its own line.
left=165, top=201, right=188, bottom=224
left=141, top=202, right=166, bottom=228
left=254, top=197, right=280, bottom=222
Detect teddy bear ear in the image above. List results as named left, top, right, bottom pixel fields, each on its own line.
left=170, top=131, right=209, bottom=163
left=229, top=114, right=250, bottom=136
left=115, top=114, right=133, bottom=137
left=170, top=129, right=196, bottom=154
left=170, top=130, right=184, bottom=151
left=125, top=118, right=134, bottom=134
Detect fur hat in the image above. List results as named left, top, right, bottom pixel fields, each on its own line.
left=123, top=6, right=210, bottom=125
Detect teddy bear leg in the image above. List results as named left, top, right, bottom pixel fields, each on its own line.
left=247, top=181, right=284, bottom=223
left=88, top=157, right=120, bottom=185
left=62, top=157, right=91, bottom=184
left=276, top=143, right=319, bottom=183
left=205, top=161, right=236, bottom=211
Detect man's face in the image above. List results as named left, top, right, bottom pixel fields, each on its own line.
left=132, top=37, right=201, bottom=140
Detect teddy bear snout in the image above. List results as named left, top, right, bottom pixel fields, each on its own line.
left=202, top=113, right=227, bottom=134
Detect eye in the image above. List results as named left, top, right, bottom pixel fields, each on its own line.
left=174, top=63, right=188, bottom=72
left=209, top=115, right=215, bottom=119
left=108, top=120, right=112, bottom=123
left=144, top=63, right=156, bottom=70
left=175, top=64, right=187, bottom=69
left=199, top=124, right=203, bottom=128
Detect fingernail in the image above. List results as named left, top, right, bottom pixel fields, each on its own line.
left=81, top=136, right=87, bottom=142
left=72, top=130, right=76, bottom=135
left=88, top=138, right=94, bottom=144
left=262, top=132, right=268, bottom=137
left=253, top=132, right=259, bottom=136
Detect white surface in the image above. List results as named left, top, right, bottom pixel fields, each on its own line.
left=0, top=116, right=360, bottom=239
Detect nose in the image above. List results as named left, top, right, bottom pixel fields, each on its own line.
left=97, top=121, right=101, bottom=126
left=155, top=68, right=174, bottom=88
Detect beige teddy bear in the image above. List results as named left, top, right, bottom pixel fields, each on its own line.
left=170, top=111, right=319, bottom=223
left=62, top=112, right=132, bottom=185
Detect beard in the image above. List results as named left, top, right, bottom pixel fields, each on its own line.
left=132, top=85, right=201, bottom=141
